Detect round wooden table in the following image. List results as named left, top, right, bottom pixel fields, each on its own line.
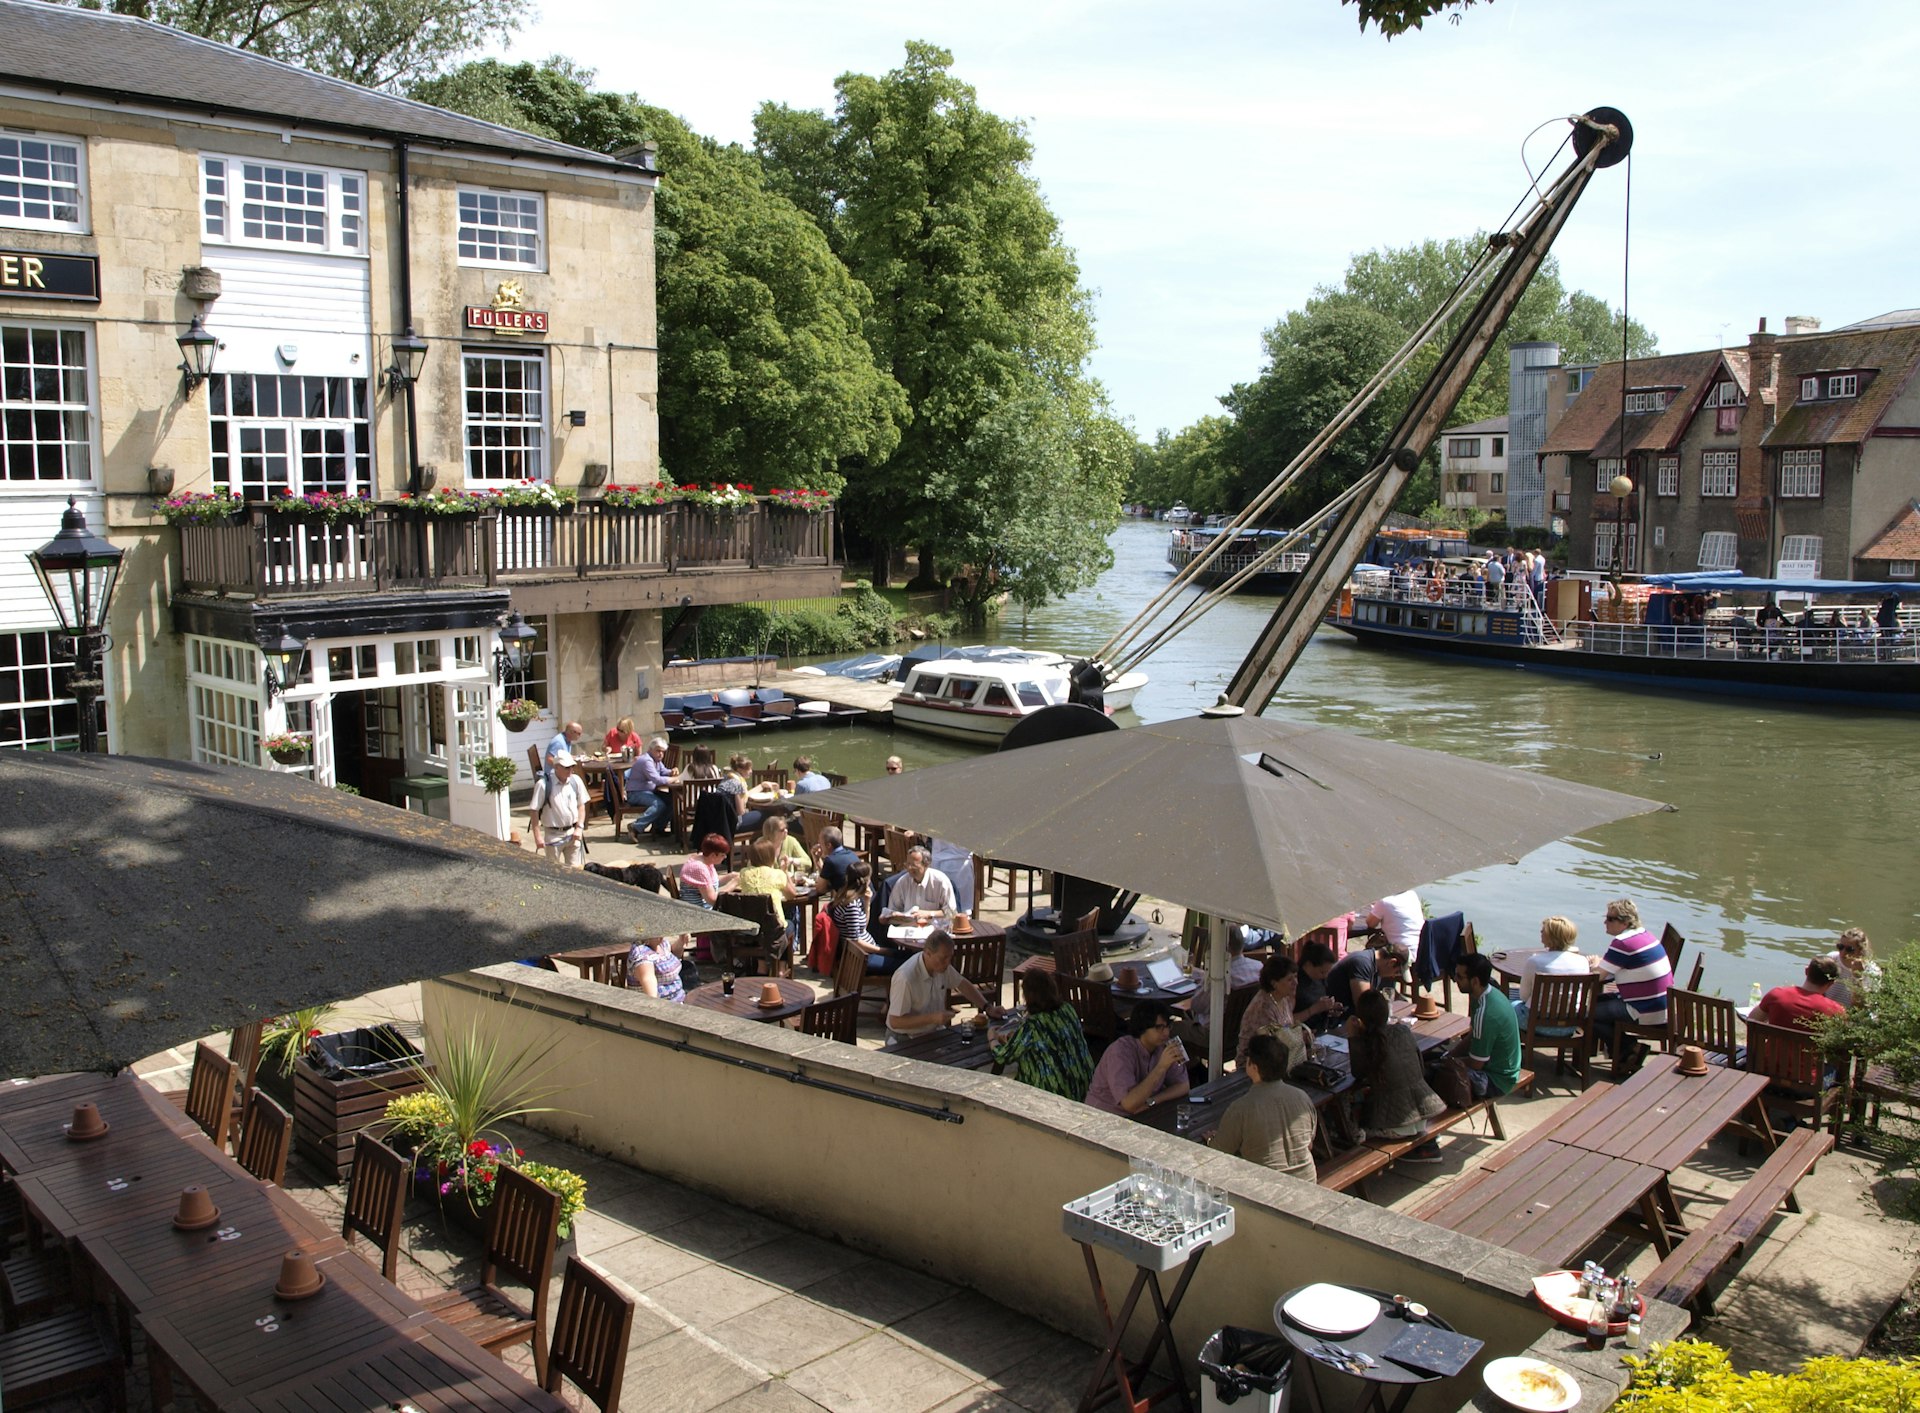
left=684, top=977, right=814, bottom=1023
left=1487, top=947, right=1546, bottom=987
left=881, top=916, right=1005, bottom=953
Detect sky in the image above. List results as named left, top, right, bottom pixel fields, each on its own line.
left=501, top=0, right=1920, bottom=440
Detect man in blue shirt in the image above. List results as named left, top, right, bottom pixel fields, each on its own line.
left=814, top=826, right=861, bottom=891
left=792, top=755, right=831, bottom=793
left=545, top=721, right=583, bottom=772
left=625, top=737, right=676, bottom=838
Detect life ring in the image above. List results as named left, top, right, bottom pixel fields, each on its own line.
left=1425, top=579, right=1444, bottom=602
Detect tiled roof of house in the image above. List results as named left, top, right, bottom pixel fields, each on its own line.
left=0, top=0, right=638, bottom=173
left=1539, top=349, right=1735, bottom=457
left=1858, top=501, right=1920, bottom=561
left=1765, top=324, right=1920, bottom=447
left=1439, top=415, right=1509, bottom=436
left=1835, top=309, right=1920, bottom=333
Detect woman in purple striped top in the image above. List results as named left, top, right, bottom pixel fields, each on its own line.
left=1592, top=897, right=1673, bottom=1056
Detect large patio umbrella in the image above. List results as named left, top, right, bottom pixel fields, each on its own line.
left=819, top=713, right=1668, bottom=1073
left=0, top=753, right=749, bottom=1078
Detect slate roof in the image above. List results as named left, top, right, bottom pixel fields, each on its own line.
left=1539, top=348, right=1737, bottom=458
left=1857, top=501, right=1920, bottom=562
left=0, top=0, right=639, bottom=174
left=1440, top=415, right=1509, bottom=436
left=1766, top=324, right=1920, bottom=447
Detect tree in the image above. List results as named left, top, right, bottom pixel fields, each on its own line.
left=755, top=43, right=1109, bottom=591
left=1221, top=237, right=1656, bottom=521
left=1821, top=946, right=1920, bottom=1217
left=59, top=0, right=531, bottom=88
left=1131, top=418, right=1238, bottom=516
left=414, top=61, right=905, bottom=491
left=1342, top=0, right=1490, bottom=37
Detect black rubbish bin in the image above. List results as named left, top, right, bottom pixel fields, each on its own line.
left=1197, top=1326, right=1291, bottom=1412
left=305, top=1024, right=423, bottom=1082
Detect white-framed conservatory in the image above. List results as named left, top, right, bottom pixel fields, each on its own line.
left=183, top=624, right=513, bottom=839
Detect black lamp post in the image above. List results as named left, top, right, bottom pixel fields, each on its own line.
left=385, top=328, right=430, bottom=395
left=260, top=630, right=309, bottom=704
left=27, top=497, right=124, bottom=754
left=176, top=316, right=220, bottom=396
left=1609, top=471, right=1634, bottom=587
left=494, top=611, right=538, bottom=688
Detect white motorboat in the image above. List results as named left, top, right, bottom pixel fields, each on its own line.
left=888, top=648, right=1150, bottom=742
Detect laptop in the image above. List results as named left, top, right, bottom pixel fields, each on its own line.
left=1144, top=957, right=1197, bottom=993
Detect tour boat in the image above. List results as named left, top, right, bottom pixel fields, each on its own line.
left=1328, top=568, right=1920, bottom=710
left=1163, top=502, right=1194, bottom=524
left=1166, top=524, right=1312, bottom=593
left=888, top=647, right=1150, bottom=742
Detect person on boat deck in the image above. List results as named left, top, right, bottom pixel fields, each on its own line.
left=1823, top=928, right=1880, bottom=1009
left=1366, top=889, right=1424, bottom=967
left=1592, top=897, right=1672, bottom=1060
left=1756, top=597, right=1787, bottom=656
left=1483, top=553, right=1505, bottom=598
left=1879, top=593, right=1904, bottom=638
left=1754, top=957, right=1847, bottom=1032
left=881, top=845, right=957, bottom=922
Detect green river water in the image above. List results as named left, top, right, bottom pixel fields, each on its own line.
left=759, top=521, right=1918, bottom=995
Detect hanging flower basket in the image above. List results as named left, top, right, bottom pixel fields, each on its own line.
left=156, top=490, right=248, bottom=525
left=497, top=698, right=542, bottom=730
left=394, top=487, right=497, bottom=517
left=265, top=490, right=376, bottom=524
left=263, top=731, right=312, bottom=765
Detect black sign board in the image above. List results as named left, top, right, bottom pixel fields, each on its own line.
left=0, top=250, right=101, bottom=302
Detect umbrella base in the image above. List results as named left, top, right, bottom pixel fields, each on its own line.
left=1011, top=908, right=1150, bottom=954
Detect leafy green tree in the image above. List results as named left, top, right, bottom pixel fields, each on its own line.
left=414, top=60, right=904, bottom=492
left=1342, top=0, right=1490, bottom=37
left=1223, top=238, right=1655, bottom=521
left=59, top=0, right=531, bottom=88
left=755, top=42, right=1107, bottom=592
left=1821, top=945, right=1920, bottom=1217
left=1131, top=418, right=1238, bottom=516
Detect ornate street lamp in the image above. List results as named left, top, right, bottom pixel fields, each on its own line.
left=1610, top=471, right=1635, bottom=588
left=260, top=629, right=308, bottom=704
left=27, top=497, right=124, bottom=754
left=385, top=328, right=430, bottom=395
left=176, top=315, right=220, bottom=396
left=494, top=611, right=538, bottom=687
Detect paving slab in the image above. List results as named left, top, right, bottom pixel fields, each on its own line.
left=785, top=1329, right=979, bottom=1413
left=709, top=1292, right=872, bottom=1374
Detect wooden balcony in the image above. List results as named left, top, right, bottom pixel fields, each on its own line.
left=175, top=502, right=839, bottom=608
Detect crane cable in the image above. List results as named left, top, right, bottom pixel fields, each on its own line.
left=1098, top=125, right=1581, bottom=677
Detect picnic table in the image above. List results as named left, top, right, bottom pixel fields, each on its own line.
left=2, top=1072, right=565, bottom=1412
left=547, top=940, right=632, bottom=985
left=684, top=977, right=814, bottom=1023
left=883, top=1023, right=1000, bottom=1071
left=881, top=916, right=1006, bottom=952
left=1411, top=1137, right=1674, bottom=1267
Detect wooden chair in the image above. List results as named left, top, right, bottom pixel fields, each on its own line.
left=181, top=1042, right=237, bottom=1150
left=1522, top=973, right=1601, bottom=1091
left=716, top=892, right=788, bottom=976
left=341, top=1132, right=409, bottom=1283
left=599, top=763, right=627, bottom=838
left=753, top=765, right=790, bottom=789
left=1743, top=1017, right=1843, bottom=1134
left=229, top=1020, right=265, bottom=1109
left=426, top=1165, right=560, bottom=1381
left=883, top=827, right=916, bottom=875
left=1057, top=974, right=1119, bottom=1047
left=670, top=777, right=724, bottom=847
left=1660, top=922, right=1686, bottom=974
left=544, top=1256, right=635, bottom=1413
left=0, top=1309, right=126, bottom=1411
left=233, top=1091, right=292, bottom=1186
left=823, top=770, right=849, bottom=788
left=801, top=994, right=860, bottom=1044
left=525, top=744, right=543, bottom=778
left=1666, top=988, right=1739, bottom=1066
left=1685, top=954, right=1705, bottom=991
left=977, top=855, right=1045, bottom=912
left=830, top=930, right=890, bottom=1017
left=1220, top=982, right=1261, bottom=1066
left=949, top=933, right=1006, bottom=1009
left=1051, top=928, right=1101, bottom=979
left=796, top=808, right=842, bottom=854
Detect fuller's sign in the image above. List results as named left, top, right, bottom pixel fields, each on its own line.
left=0, top=249, right=100, bottom=302
left=465, top=278, right=546, bottom=335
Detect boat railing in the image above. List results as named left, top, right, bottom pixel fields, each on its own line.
left=1573, top=617, right=1920, bottom=665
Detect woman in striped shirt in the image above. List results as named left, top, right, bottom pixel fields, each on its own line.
left=1592, top=897, right=1672, bottom=1055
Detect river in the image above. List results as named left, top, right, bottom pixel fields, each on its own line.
left=769, top=520, right=1918, bottom=994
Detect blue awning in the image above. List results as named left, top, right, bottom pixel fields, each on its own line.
left=1642, top=573, right=1920, bottom=596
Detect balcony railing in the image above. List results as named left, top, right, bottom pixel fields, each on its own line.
left=177, top=501, right=836, bottom=599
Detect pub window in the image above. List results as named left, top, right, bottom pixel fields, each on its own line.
left=1594, top=523, right=1638, bottom=572
left=1491, top=437, right=1504, bottom=456
left=1698, top=531, right=1738, bottom=570
left=1778, top=448, right=1823, bottom=499
left=1799, top=376, right=1820, bottom=400
left=0, top=131, right=88, bottom=234
left=208, top=373, right=371, bottom=501
left=1700, top=450, right=1738, bottom=498
left=1457, top=473, right=1476, bottom=492
left=201, top=154, right=365, bottom=254
left=1623, top=389, right=1671, bottom=414
left=457, top=187, right=545, bottom=269
left=1704, top=381, right=1746, bottom=408
left=1655, top=456, right=1679, bottom=497
left=1, top=323, right=93, bottom=483
left=461, top=350, right=546, bottom=482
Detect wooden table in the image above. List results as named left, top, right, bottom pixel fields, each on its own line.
left=1412, top=1137, right=1673, bottom=1266
left=229, top=1323, right=568, bottom=1411
left=1484, top=1053, right=1775, bottom=1175
left=684, top=977, right=814, bottom=1023
left=1276, top=1282, right=1457, bottom=1413
left=1134, top=1072, right=1251, bottom=1143
left=1487, top=947, right=1546, bottom=987
left=881, top=916, right=1006, bottom=953
left=883, top=1024, right=1000, bottom=1072
left=547, top=941, right=632, bottom=985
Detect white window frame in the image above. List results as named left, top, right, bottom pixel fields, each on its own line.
left=1698, top=531, right=1738, bottom=570
left=1779, top=534, right=1823, bottom=576
left=0, top=629, right=98, bottom=750
left=1700, top=450, right=1738, bottom=498
left=1624, top=389, right=1671, bottom=414
left=1778, top=448, right=1823, bottom=499
left=461, top=348, right=547, bottom=483
left=457, top=186, right=546, bottom=270
left=0, top=130, right=88, bottom=234
left=1595, top=456, right=1624, bottom=493
left=1489, top=472, right=1504, bottom=493
left=1655, top=456, right=1679, bottom=497
left=1703, top=381, right=1746, bottom=409
left=201, top=153, right=366, bottom=256
left=1594, top=522, right=1637, bottom=572
left=1, top=320, right=96, bottom=486
left=1888, top=560, right=1916, bottom=579
left=1800, top=376, right=1820, bottom=401
left=1827, top=373, right=1858, bottom=399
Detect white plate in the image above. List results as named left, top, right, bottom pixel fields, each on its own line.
left=1484, top=1357, right=1580, bottom=1412
left=1279, top=1284, right=1380, bottom=1336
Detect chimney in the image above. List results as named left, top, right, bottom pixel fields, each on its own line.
left=1784, top=315, right=1822, bottom=336
left=1735, top=322, right=1779, bottom=541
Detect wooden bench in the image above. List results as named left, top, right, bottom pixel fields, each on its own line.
left=1318, top=1069, right=1535, bottom=1196
left=1641, top=1126, right=1834, bottom=1317
left=1317, top=1145, right=1392, bottom=1197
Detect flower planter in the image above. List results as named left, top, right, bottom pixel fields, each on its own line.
left=268, top=748, right=311, bottom=766
left=410, top=1169, right=577, bottom=1260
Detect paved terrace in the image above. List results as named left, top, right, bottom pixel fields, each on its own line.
left=104, top=845, right=1916, bottom=1410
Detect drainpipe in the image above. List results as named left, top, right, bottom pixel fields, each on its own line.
left=394, top=139, right=423, bottom=495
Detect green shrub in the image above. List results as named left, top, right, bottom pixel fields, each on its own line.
left=1621, top=1339, right=1920, bottom=1409
left=686, top=584, right=905, bottom=659
left=1820, top=942, right=1920, bottom=1213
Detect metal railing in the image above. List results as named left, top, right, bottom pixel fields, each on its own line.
left=177, top=502, right=836, bottom=599
left=1575, top=619, right=1920, bottom=664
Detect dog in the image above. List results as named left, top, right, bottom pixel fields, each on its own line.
left=584, top=861, right=667, bottom=893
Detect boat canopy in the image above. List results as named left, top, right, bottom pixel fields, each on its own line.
left=1642, top=572, right=1920, bottom=597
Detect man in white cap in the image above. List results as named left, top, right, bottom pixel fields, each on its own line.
left=530, top=749, right=591, bottom=868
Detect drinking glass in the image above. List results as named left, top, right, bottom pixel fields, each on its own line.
left=1175, top=1102, right=1193, bottom=1134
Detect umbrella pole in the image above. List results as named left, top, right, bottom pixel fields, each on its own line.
left=1206, top=913, right=1229, bottom=1080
